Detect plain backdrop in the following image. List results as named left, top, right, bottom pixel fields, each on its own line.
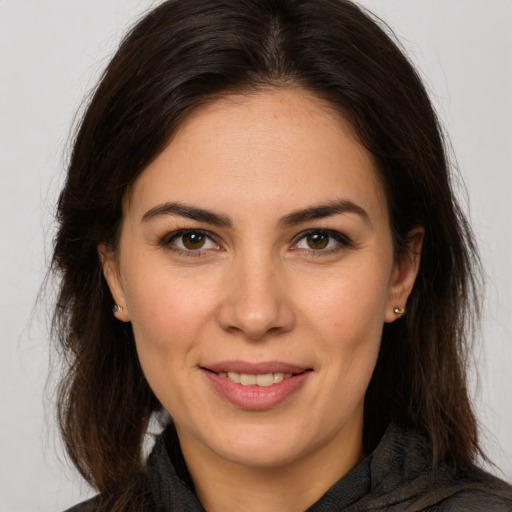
left=1, top=1, right=510, bottom=510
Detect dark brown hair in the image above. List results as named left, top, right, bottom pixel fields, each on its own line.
left=52, top=0, right=481, bottom=507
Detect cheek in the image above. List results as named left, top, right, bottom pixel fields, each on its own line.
left=303, top=259, right=391, bottom=336
left=123, top=267, right=223, bottom=416
left=300, top=257, right=391, bottom=390
left=124, top=265, right=221, bottom=362
left=314, top=270, right=389, bottom=397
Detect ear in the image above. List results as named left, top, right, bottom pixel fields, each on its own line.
left=385, top=227, right=424, bottom=323
left=98, top=244, right=130, bottom=322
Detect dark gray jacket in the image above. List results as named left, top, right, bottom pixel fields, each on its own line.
left=66, top=423, right=512, bottom=511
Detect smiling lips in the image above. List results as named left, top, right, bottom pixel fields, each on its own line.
left=202, top=361, right=312, bottom=410
left=217, top=371, right=293, bottom=386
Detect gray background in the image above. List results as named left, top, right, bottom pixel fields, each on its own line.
left=1, top=1, right=510, bottom=510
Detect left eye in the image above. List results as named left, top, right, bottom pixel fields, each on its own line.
left=168, top=230, right=219, bottom=251
left=294, top=230, right=347, bottom=251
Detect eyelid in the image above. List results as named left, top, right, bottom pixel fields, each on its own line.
left=159, top=228, right=223, bottom=256
left=290, top=229, right=352, bottom=252
left=160, top=228, right=214, bottom=244
left=158, top=227, right=352, bottom=258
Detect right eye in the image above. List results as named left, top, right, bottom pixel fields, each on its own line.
left=161, top=229, right=221, bottom=256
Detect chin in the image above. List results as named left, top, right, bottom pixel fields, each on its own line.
left=217, top=440, right=305, bottom=468
left=202, top=422, right=319, bottom=469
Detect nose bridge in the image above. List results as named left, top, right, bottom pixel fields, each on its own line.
left=217, top=245, right=294, bottom=340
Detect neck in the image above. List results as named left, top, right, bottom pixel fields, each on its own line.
left=177, top=424, right=364, bottom=512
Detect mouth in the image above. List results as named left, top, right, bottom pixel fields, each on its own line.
left=201, top=361, right=312, bottom=386
left=211, top=370, right=296, bottom=387
left=200, top=362, right=312, bottom=409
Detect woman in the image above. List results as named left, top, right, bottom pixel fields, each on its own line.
left=52, top=0, right=512, bottom=510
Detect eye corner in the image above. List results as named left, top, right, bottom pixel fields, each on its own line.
left=291, top=228, right=352, bottom=252
left=159, top=228, right=224, bottom=257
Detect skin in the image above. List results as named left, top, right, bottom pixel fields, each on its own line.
left=101, top=88, right=423, bottom=512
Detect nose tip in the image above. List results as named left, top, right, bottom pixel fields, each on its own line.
left=220, top=304, right=293, bottom=340
left=216, top=268, right=295, bottom=340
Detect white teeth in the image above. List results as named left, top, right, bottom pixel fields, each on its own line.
left=227, top=371, right=240, bottom=383
left=240, top=374, right=257, bottom=385
left=256, top=373, right=274, bottom=387
left=221, top=371, right=293, bottom=386
left=273, top=372, right=284, bottom=384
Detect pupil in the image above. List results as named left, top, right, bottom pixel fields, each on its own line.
left=308, top=233, right=328, bottom=249
left=183, top=232, right=205, bottom=250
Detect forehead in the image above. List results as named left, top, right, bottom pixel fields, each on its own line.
left=125, top=88, right=388, bottom=224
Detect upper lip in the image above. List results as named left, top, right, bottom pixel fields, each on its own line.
left=202, top=360, right=311, bottom=374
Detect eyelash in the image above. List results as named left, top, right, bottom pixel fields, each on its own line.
left=291, top=229, right=352, bottom=256
left=159, top=228, right=352, bottom=258
left=159, top=229, right=222, bottom=258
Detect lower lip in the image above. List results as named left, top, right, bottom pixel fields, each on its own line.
left=202, top=370, right=312, bottom=410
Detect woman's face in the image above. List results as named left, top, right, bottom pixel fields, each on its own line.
left=102, top=89, right=421, bottom=472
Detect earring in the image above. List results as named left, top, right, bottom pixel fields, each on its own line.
left=393, top=307, right=405, bottom=315
left=112, top=304, right=123, bottom=314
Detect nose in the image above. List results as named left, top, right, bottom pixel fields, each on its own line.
left=216, top=253, right=296, bottom=341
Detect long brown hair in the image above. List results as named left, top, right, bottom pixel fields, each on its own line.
left=52, top=0, right=481, bottom=507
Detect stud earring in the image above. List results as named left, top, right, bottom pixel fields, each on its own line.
left=393, top=307, right=405, bottom=315
left=112, top=304, right=123, bottom=314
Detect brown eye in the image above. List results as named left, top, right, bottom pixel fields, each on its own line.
left=181, top=232, right=206, bottom=250
left=306, top=232, right=329, bottom=250
left=293, top=229, right=351, bottom=253
left=162, top=229, right=220, bottom=256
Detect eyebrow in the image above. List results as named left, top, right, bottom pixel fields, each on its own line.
left=141, top=199, right=370, bottom=228
left=279, top=200, right=371, bottom=227
left=141, top=202, right=232, bottom=227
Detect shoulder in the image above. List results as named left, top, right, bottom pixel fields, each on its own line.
left=366, top=424, right=512, bottom=511
left=433, top=488, right=512, bottom=511
left=419, top=464, right=512, bottom=511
